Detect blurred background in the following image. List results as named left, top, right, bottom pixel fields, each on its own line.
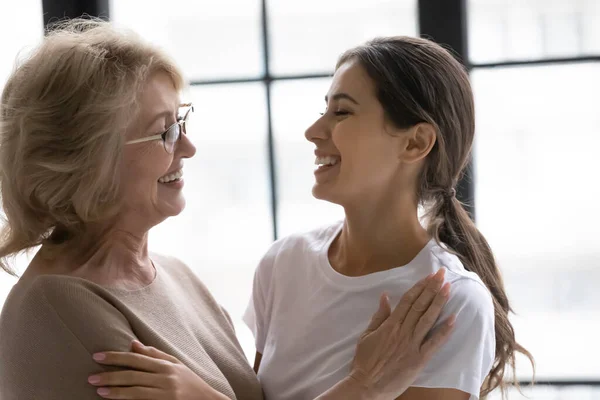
left=0, top=0, right=599, bottom=398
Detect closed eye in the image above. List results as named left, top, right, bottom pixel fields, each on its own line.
left=320, top=110, right=351, bottom=117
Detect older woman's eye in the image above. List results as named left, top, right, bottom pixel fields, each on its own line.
left=163, top=120, right=177, bottom=130
left=334, top=110, right=350, bottom=116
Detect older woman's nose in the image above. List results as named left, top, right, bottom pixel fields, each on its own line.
left=179, top=133, right=196, bottom=159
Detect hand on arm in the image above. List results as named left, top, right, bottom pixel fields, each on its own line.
left=89, top=341, right=229, bottom=400
left=317, top=269, right=455, bottom=400
left=0, top=278, right=144, bottom=400
left=396, top=278, right=496, bottom=400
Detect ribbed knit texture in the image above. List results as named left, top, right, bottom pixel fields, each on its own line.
left=0, top=253, right=263, bottom=400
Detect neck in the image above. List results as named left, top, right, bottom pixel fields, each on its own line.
left=38, top=223, right=154, bottom=288
left=82, top=228, right=150, bottom=268
left=330, top=192, right=431, bottom=277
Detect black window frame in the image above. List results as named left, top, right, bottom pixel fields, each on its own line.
left=40, top=0, right=599, bottom=389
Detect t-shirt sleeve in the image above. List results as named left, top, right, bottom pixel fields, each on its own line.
left=243, top=247, right=277, bottom=354
left=0, top=278, right=139, bottom=400
left=411, top=278, right=496, bottom=400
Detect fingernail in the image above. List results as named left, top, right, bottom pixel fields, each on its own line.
left=88, top=375, right=100, bottom=384
left=92, top=353, right=105, bottom=361
left=425, top=272, right=435, bottom=281
left=442, top=282, right=451, bottom=296
left=379, top=294, right=388, bottom=307
left=447, top=314, right=456, bottom=326
left=97, top=388, right=110, bottom=396
left=131, top=339, right=142, bottom=347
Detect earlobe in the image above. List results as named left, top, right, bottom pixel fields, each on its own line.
left=401, top=123, right=437, bottom=164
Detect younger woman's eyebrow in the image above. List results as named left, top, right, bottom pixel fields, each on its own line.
left=325, top=93, right=360, bottom=105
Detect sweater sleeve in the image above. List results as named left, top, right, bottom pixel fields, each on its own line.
left=0, top=276, right=139, bottom=400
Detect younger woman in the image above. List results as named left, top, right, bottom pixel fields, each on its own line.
left=243, top=36, right=533, bottom=400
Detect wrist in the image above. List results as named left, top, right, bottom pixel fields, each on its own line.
left=316, top=375, right=376, bottom=400
left=340, top=376, right=370, bottom=400
left=201, top=385, right=229, bottom=400
left=209, top=392, right=230, bottom=400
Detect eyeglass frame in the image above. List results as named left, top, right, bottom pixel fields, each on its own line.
left=125, top=103, right=193, bottom=153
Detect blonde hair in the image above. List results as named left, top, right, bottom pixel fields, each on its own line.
left=0, top=18, right=185, bottom=275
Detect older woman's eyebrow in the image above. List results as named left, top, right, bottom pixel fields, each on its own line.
left=144, top=101, right=187, bottom=131
left=144, top=110, right=172, bottom=131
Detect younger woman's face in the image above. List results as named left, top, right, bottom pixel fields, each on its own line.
left=305, top=60, right=411, bottom=207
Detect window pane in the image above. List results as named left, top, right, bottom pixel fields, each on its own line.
left=472, top=63, right=600, bottom=380
left=0, top=0, right=43, bottom=309
left=148, top=83, right=273, bottom=360
left=271, top=78, right=344, bottom=237
left=0, top=1, right=42, bottom=88
left=468, top=0, right=600, bottom=64
left=110, top=0, right=263, bottom=80
left=488, top=385, right=600, bottom=399
left=268, top=0, right=417, bottom=75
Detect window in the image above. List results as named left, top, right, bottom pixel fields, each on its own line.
left=146, top=83, right=273, bottom=359
left=468, top=0, right=600, bottom=395
left=268, top=0, right=417, bottom=235
left=4, top=1, right=598, bottom=396
left=271, top=78, right=344, bottom=237
left=112, top=0, right=264, bottom=80
left=0, top=0, right=43, bottom=309
left=112, top=0, right=417, bottom=359
left=487, top=385, right=600, bottom=400
left=472, top=63, right=600, bottom=381
left=469, top=0, right=600, bottom=63
left=268, top=0, right=417, bottom=75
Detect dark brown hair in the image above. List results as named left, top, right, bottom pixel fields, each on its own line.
left=338, top=36, right=534, bottom=397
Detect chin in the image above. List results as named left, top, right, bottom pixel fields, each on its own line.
left=312, top=184, right=342, bottom=205
left=163, top=198, right=186, bottom=217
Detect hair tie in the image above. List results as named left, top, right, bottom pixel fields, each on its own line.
left=443, top=187, right=456, bottom=200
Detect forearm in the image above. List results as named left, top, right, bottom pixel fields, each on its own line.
left=314, top=376, right=373, bottom=400
left=208, top=391, right=231, bottom=400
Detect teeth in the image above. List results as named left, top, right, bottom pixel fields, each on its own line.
left=315, top=156, right=340, bottom=166
left=158, top=169, right=183, bottom=183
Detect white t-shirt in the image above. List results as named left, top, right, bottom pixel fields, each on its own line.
left=244, top=221, right=495, bottom=400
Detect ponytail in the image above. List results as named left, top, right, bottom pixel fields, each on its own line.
left=426, top=193, right=535, bottom=398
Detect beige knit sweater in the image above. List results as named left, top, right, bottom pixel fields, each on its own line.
left=0, top=253, right=263, bottom=400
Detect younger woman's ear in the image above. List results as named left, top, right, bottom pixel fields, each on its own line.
left=399, top=123, right=436, bottom=164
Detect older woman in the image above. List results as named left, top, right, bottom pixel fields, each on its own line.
left=0, top=19, right=452, bottom=400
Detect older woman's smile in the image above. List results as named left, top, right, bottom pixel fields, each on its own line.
left=158, top=168, right=184, bottom=185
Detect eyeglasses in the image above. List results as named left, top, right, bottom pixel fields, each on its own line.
left=125, top=103, right=193, bottom=154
